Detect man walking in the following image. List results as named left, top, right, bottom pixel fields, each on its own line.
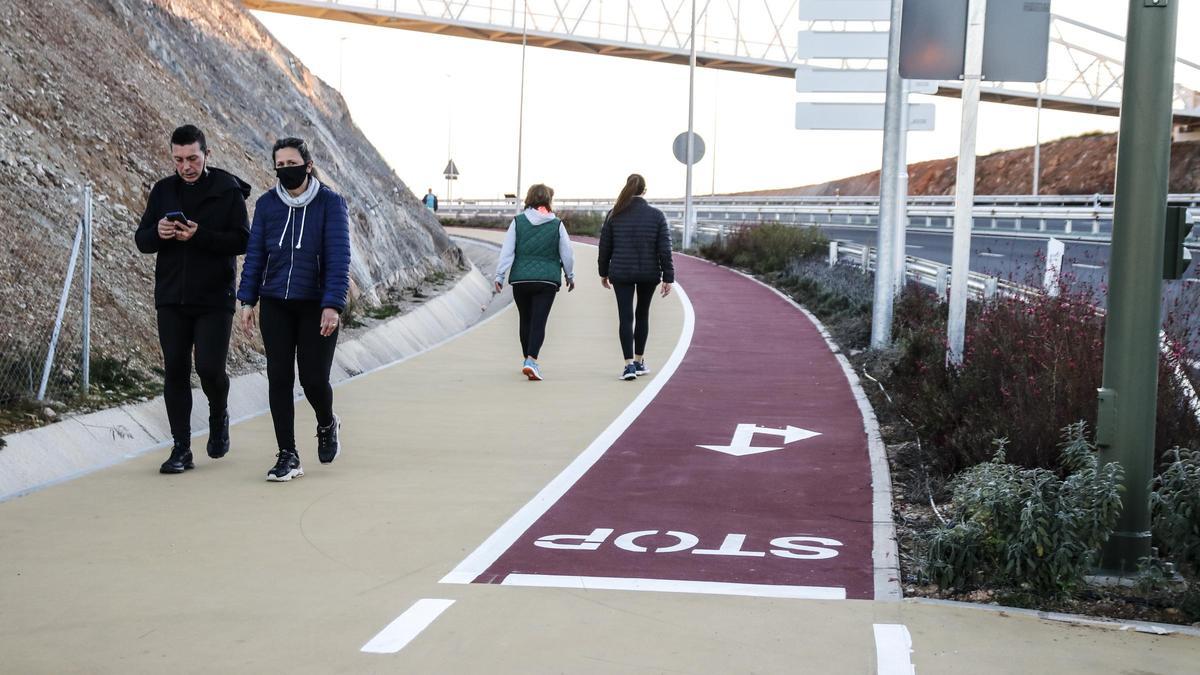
left=423, top=188, right=438, bottom=212
left=135, top=125, right=251, bottom=474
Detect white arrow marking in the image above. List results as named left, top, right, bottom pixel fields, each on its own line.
left=697, top=423, right=822, bottom=457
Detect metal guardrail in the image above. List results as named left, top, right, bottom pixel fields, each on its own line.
left=828, top=240, right=1037, bottom=304
left=440, top=195, right=1200, bottom=244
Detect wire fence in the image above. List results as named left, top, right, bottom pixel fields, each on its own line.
left=0, top=188, right=92, bottom=426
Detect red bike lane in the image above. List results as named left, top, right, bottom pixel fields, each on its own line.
left=445, top=253, right=877, bottom=600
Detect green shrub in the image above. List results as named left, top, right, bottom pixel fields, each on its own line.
left=558, top=210, right=604, bottom=237
left=698, top=223, right=828, bottom=275
left=887, top=284, right=1200, bottom=473
left=438, top=215, right=508, bottom=229
left=775, top=258, right=874, bottom=350
left=1151, top=447, right=1200, bottom=575
left=918, top=423, right=1124, bottom=597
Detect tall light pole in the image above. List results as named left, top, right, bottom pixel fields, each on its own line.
left=1097, top=0, right=1180, bottom=573
left=683, top=0, right=697, bottom=250
left=1033, top=82, right=1043, bottom=196
left=516, top=1, right=528, bottom=204
left=338, top=36, right=348, bottom=91
left=870, top=0, right=906, bottom=350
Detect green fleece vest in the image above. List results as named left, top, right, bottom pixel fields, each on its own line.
left=508, top=214, right=563, bottom=284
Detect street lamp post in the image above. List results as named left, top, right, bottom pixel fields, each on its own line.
left=1096, top=0, right=1180, bottom=573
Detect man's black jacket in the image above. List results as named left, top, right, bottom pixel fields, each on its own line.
left=135, top=167, right=251, bottom=312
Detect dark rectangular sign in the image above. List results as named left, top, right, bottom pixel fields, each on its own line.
left=899, top=0, right=1051, bottom=83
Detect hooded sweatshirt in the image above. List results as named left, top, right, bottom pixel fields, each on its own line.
left=135, top=167, right=251, bottom=311
left=494, top=208, right=576, bottom=286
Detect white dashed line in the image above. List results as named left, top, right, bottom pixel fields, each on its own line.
left=874, top=624, right=916, bottom=675
left=1072, top=263, right=1104, bottom=270
left=979, top=252, right=1005, bottom=258
left=361, top=599, right=455, bottom=654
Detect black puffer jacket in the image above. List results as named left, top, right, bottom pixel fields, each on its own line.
left=598, top=197, right=675, bottom=284
left=134, top=168, right=251, bottom=311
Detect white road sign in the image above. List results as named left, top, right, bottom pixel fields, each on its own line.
left=796, top=102, right=936, bottom=131
left=799, top=0, right=890, bottom=22
left=795, top=66, right=938, bottom=94
left=796, top=31, right=890, bottom=60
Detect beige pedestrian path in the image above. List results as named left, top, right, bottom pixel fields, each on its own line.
left=0, top=230, right=1194, bottom=674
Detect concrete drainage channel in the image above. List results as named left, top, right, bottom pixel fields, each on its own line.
left=0, top=241, right=507, bottom=502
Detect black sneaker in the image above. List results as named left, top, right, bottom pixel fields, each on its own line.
left=159, top=442, right=194, bottom=474
left=620, top=363, right=638, bottom=381
left=266, top=448, right=303, bottom=482
left=634, top=360, right=650, bottom=376
left=317, top=415, right=341, bottom=464
left=207, top=412, right=230, bottom=459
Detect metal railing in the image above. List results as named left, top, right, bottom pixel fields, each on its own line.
left=828, top=240, right=1037, bottom=304
left=440, top=194, right=1200, bottom=244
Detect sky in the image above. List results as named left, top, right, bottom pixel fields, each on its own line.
left=250, top=1, right=1200, bottom=199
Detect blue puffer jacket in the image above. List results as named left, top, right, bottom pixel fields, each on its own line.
left=237, top=184, right=352, bottom=312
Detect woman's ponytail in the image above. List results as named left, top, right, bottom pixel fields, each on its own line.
left=611, top=173, right=646, bottom=219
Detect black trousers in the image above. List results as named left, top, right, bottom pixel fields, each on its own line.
left=612, top=281, right=658, bottom=360
left=156, top=305, right=233, bottom=444
left=512, top=282, right=558, bottom=359
left=259, top=298, right=339, bottom=450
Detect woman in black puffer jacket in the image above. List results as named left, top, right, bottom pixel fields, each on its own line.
left=597, top=174, right=675, bottom=381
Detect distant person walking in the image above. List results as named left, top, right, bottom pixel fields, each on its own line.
left=135, top=124, right=250, bottom=474
left=423, top=188, right=438, bottom=212
left=238, top=137, right=351, bottom=483
left=494, top=184, right=576, bottom=381
left=598, top=174, right=674, bottom=381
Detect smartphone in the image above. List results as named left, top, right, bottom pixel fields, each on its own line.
left=164, top=211, right=187, bottom=224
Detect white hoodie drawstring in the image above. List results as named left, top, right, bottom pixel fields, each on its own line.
left=295, top=205, right=308, bottom=250
left=277, top=207, right=295, bottom=248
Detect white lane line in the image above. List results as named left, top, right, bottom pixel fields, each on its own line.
left=979, top=252, right=1005, bottom=258
left=440, top=284, right=697, bottom=585
left=905, top=244, right=924, bottom=250
left=873, top=624, right=916, bottom=675
left=502, top=574, right=846, bottom=600
left=361, top=599, right=455, bottom=654
left=1072, top=263, right=1104, bottom=270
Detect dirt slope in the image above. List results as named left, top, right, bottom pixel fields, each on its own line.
left=0, top=0, right=463, bottom=397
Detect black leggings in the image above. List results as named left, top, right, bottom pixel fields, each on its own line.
left=259, top=298, right=339, bottom=450
left=613, top=281, right=658, bottom=360
left=512, top=282, right=558, bottom=359
left=157, top=305, right=233, bottom=444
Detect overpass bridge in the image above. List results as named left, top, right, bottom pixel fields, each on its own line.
left=244, top=0, right=1200, bottom=122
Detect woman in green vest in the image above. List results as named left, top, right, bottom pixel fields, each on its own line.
left=493, top=184, right=576, bottom=380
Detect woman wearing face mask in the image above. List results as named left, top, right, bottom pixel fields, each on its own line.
left=237, top=137, right=351, bottom=482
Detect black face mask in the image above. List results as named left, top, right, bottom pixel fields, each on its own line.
left=276, top=165, right=309, bottom=190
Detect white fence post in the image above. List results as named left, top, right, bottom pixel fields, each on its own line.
left=81, top=186, right=92, bottom=396
left=38, top=217, right=85, bottom=402
left=936, top=266, right=949, bottom=301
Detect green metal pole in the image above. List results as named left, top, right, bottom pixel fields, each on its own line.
left=1097, top=0, right=1179, bottom=573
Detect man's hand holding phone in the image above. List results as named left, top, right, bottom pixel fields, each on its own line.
left=174, top=219, right=198, bottom=242
left=163, top=211, right=198, bottom=242
left=157, top=216, right=178, bottom=240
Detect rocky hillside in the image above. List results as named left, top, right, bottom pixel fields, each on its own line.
left=739, top=133, right=1200, bottom=197
left=0, top=0, right=462, bottom=394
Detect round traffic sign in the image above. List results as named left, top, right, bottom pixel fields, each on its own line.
left=672, top=132, right=706, bottom=165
